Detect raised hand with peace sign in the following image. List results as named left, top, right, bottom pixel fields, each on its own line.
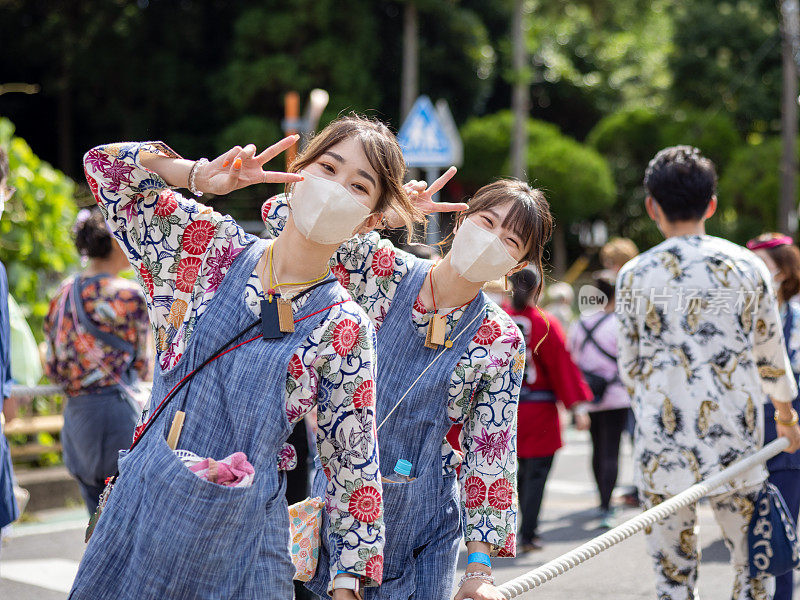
left=194, top=136, right=304, bottom=196
left=383, top=166, right=467, bottom=229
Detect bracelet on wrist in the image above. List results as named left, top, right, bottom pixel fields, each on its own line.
left=774, top=408, right=799, bottom=426
left=188, top=158, right=209, bottom=197
left=459, top=571, right=495, bottom=587
left=466, top=551, right=491, bottom=569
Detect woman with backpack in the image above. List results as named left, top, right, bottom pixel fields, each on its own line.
left=44, top=208, right=152, bottom=515
left=506, top=270, right=591, bottom=551
left=568, top=270, right=631, bottom=528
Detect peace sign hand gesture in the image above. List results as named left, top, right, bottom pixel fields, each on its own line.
left=384, top=166, right=466, bottom=229
left=195, top=136, right=304, bottom=196
left=404, top=166, right=467, bottom=215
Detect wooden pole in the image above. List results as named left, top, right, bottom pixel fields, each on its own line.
left=284, top=91, right=300, bottom=169
left=780, top=0, right=799, bottom=236
left=510, top=0, right=529, bottom=181
left=401, top=2, right=419, bottom=122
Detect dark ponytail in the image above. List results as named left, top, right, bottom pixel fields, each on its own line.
left=74, top=208, right=113, bottom=259
left=510, top=269, right=540, bottom=311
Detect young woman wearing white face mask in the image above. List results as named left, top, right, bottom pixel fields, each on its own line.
left=72, top=116, right=422, bottom=600
left=264, top=178, right=553, bottom=600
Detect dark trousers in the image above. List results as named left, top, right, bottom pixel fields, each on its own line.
left=588, top=408, right=628, bottom=511
left=285, top=421, right=315, bottom=600
left=518, top=455, right=554, bottom=543
left=768, top=469, right=800, bottom=600
left=61, top=388, right=137, bottom=515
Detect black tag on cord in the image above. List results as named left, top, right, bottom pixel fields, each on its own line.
left=261, top=299, right=284, bottom=340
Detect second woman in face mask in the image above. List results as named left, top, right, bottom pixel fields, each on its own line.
left=264, top=178, right=553, bottom=600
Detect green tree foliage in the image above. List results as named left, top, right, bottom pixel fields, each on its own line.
left=712, top=138, right=796, bottom=243
left=506, top=0, right=674, bottom=139
left=669, top=0, right=782, bottom=135
left=588, top=107, right=741, bottom=249
left=0, top=118, right=78, bottom=337
left=460, top=110, right=615, bottom=223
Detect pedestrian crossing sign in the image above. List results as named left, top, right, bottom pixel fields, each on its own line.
left=397, top=95, right=457, bottom=168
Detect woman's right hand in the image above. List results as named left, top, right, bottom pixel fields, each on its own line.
left=382, top=166, right=466, bottom=229
left=195, top=136, right=303, bottom=196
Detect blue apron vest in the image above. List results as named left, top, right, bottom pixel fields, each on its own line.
left=70, top=238, right=346, bottom=599
left=308, top=257, right=488, bottom=599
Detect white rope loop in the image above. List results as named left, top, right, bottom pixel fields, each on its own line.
left=497, top=437, right=791, bottom=598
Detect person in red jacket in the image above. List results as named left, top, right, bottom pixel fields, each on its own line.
left=505, top=270, right=592, bottom=552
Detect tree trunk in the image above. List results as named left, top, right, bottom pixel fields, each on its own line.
left=780, top=0, right=799, bottom=236
left=400, top=2, right=419, bottom=122
left=552, top=224, right=567, bottom=278
left=510, top=0, right=528, bottom=180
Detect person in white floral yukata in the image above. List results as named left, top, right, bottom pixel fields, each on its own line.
left=616, top=145, right=800, bottom=600
left=72, top=116, right=424, bottom=600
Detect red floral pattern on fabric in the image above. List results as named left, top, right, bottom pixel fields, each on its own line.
left=473, top=318, right=502, bottom=345
left=139, top=265, right=155, bottom=297
left=464, top=476, right=487, bottom=509
left=353, top=380, right=375, bottom=409
left=154, top=189, right=178, bottom=216
left=497, top=532, right=516, bottom=558
left=182, top=219, right=216, bottom=255
left=288, top=354, right=304, bottom=380
left=331, top=263, right=351, bottom=288
left=176, top=256, right=202, bottom=293
left=43, top=277, right=149, bottom=395
left=412, top=295, right=427, bottom=314
left=332, top=319, right=360, bottom=356
left=488, top=478, right=513, bottom=510
left=371, top=248, right=395, bottom=278
left=260, top=199, right=272, bottom=225
left=366, top=555, right=384, bottom=584
left=348, top=485, right=382, bottom=523
left=86, top=169, right=100, bottom=202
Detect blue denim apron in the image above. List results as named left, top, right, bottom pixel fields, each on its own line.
left=70, top=238, right=344, bottom=600
left=308, top=258, right=487, bottom=600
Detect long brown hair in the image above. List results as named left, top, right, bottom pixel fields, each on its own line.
left=749, top=232, right=800, bottom=303
left=288, top=114, right=424, bottom=233
left=457, top=179, right=553, bottom=302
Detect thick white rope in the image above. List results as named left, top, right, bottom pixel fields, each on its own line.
left=497, top=437, right=791, bottom=598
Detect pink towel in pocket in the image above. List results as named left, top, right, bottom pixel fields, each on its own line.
left=185, top=451, right=255, bottom=488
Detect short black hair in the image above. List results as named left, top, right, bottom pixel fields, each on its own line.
left=592, top=269, right=616, bottom=300
left=643, top=145, right=717, bottom=222
left=74, top=208, right=113, bottom=258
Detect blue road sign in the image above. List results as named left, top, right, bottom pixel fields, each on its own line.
left=397, top=95, right=456, bottom=168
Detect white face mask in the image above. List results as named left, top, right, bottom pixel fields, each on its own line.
left=289, top=170, right=372, bottom=245
left=450, top=217, right=519, bottom=283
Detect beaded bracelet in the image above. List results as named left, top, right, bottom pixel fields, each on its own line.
left=775, top=408, right=799, bottom=427
left=458, top=572, right=494, bottom=587
left=188, top=158, right=209, bottom=197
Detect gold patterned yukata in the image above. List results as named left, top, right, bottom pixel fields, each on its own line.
left=616, top=234, right=796, bottom=600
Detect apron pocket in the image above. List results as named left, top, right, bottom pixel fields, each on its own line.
left=131, top=435, right=269, bottom=597
left=381, top=475, right=437, bottom=580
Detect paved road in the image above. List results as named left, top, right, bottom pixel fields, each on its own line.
left=1, top=430, right=797, bottom=599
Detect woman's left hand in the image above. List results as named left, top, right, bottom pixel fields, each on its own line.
left=454, top=578, right=505, bottom=600
left=404, top=166, right=467, bottom=216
